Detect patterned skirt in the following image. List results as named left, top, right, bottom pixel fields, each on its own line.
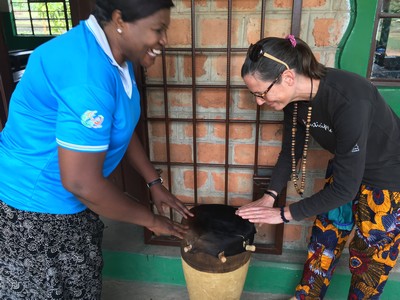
left=0, top=200, right=104, bottom=299
left=294, top=161, right=400, bottom=300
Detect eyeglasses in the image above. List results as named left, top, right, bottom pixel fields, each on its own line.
left=247, top=43, right=289, bottom=99
left=250, top=73, right=282, bottom=98
left=247, top=43, right=290, bottom=70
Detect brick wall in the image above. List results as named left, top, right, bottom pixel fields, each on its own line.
left=144, top=0, right=350, bottom=251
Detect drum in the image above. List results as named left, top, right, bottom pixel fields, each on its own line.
left=181, top=204, right=256, bottom=300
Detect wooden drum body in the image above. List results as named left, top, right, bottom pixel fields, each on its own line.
left=181, top=204, right=256, bottom=300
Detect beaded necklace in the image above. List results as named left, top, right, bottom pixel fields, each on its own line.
left=290, top=79, right=313, bottom=196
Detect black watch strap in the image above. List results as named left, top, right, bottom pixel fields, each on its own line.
left=147, top=177, right=163, bottom=188
left=264, top=190, right=278, bottom=202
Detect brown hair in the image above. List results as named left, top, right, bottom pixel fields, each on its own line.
left=241, top=36, right=326, bottom=81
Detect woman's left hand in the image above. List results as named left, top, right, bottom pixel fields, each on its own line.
left=150, top=184, right=193, bottom=219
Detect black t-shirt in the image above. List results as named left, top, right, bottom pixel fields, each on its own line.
left=268, top=68, right=400, bottom=221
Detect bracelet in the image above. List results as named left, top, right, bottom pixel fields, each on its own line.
left=264, top=190, right=278, bottom=202
left=147, top=177, right=163, bottom=188
left=280, top=206, right=290, bottom=223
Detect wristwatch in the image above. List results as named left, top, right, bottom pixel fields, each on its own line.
left=147, top=177, right=163, bottom=188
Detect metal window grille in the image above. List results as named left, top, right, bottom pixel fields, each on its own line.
left=10, top=0, right=72, bottom=36
left=136, top=0, right=304, bottom=254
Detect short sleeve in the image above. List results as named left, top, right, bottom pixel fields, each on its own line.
left=56, top=85, right=115, bottom=152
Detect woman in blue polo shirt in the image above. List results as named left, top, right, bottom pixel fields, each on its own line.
left=0, top=0, right=191, bottom=298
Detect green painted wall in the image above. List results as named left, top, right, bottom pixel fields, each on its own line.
left=102, top=250, right=400, bottom=299
left=337, top=0, right=400, bottom=116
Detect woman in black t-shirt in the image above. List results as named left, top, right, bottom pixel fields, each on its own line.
left=237, top=35, right=400, bottom=299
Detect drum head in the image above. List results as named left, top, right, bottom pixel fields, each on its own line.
left=182, top=204, right=256, bottom=258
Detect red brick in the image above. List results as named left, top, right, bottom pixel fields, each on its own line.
left=198, top=143, right=226, bottom=163
left=197, top=89, right=229, bottom=109
left=264, top=18, right=292, bottom=39
left=174, top=194, right=195, bottom=205
left=149, top=122, right=167, bottom=137
left=183, top=170, right=208, bottom=189
left=182, top=0, right=207, bottom=8
left=168, top=17, right=192, bottom=46
left=260, top=123, right=283, bottom=142
left=146, top=90, right=164, bottom=112
left=213, top=123, right=253, bottom=140
left=152, top=142, right=192, bottom=163
left=274, top=0, right=293, bottom=8
left=313, top=18, right=335, bottom=47
left=170, top=143, right=193, bottom=163
left=199, top=18, right=239, bottom=47
left=214, top=53, right=247, bottom=81
left=228, top=172, right=253, bottom=194
left=168, top=89, right=193, bottom=108
left=245, top=17, right=262, bottom=45
left=152, top=141, right=167, bottom=161
left=274, top=0, right=326, bottom=8
left=238, top=90, right=258, bottom=110
left=258, top=145, right=282, bottom=166
left=146, top=54, right=176, bottom=80
left=184, top=123, right=208, bottom=138
left=211, top=171, right=252, bottom=194
left=197, top=196, right=225, bottom=205
left=229, top=197, right=252, bottom=207
left=304, top=0, right=327, bottom=8
left=211, top=172, right=225, bottom=192
left=183, top=54, right=208, bottom=79
left=233, top=144, right=255, bottom=165
left=215, top=0, right=259, bottom=10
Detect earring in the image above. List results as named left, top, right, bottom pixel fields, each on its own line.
left=116, top=28, right=122, bottom=34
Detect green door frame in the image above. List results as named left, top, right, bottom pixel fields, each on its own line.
left=336, top=0, right=400, bottom=115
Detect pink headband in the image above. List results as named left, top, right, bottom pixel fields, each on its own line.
left=286, top=34, right=297, bottom=47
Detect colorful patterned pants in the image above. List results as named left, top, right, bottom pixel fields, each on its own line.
left=0, top=200, right=104, bottom=299
left=294, top=183, right=400, bottom=299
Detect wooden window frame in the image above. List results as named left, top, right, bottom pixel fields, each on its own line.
left=10, top=0, right=72, bottom=36
left=367, top=0, right=400, bottom=86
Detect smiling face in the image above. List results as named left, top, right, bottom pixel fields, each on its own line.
left=109, top=8, right=171, bottom=68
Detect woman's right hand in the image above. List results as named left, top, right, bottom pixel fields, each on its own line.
left=147, top=214, right=188, bottom=239
left=238, top=192, right=276, bottom=210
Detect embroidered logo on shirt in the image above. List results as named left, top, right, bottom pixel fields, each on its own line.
left=351, top=144, right=360, bottom=153
left=81, top=110, right=104, bottom=129
left=310, top=121, right=333, bottom=133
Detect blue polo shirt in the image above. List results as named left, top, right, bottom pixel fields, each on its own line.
left=0, top=16, right=140, bottom=213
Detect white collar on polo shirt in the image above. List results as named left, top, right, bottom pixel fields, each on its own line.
left=85, top=15, right=133, bottom=98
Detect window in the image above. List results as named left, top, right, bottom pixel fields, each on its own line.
left=10, top=0, right=72, bottom=36
left=369, top=0, right=400, bottom=84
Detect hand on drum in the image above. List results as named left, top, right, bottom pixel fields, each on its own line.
left=236, top=206, right=283, bottom=224
left=147, top=214, right=189, bottom=239
left=236, top=193, right=282, bottom=224
left=150, top=184, right=193, bottom=219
